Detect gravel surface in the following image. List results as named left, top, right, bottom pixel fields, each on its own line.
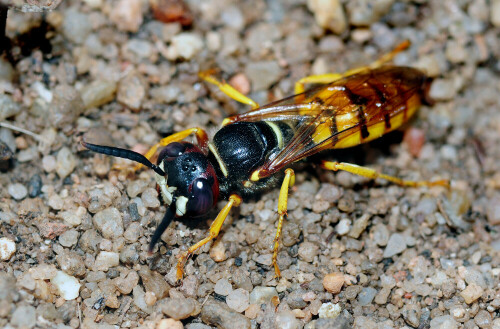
left=1, top=0, right=500, bottom=328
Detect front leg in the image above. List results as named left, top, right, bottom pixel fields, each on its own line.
left=176, top=194, right=242, bottom=281
left=272, top=168, right=295, bottom=278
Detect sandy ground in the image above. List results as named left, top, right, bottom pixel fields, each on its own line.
left=0, top=0, right=500, bottom=328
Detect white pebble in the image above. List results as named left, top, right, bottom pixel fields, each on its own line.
left=307, top=0, right=346, bottom=34
left=335, top=218, right=351, bottom=235
left=226, top=288, right=249, bottom=313
left=94, top=251, right=120, bottom=271
left=318, top=302, right=341, bottom=319
left=50, top=271, right=81, bottom=300
left=56, top=147, right=76, bottom=178
left=214, top=278, right=232, bottom=296
left=0, top=237, right=16, bottom=260
left=42, top=155, right=57, bottom=172
left=8, top=183, right=28, bottom=200
left=166, top=33, right=204, bottom=60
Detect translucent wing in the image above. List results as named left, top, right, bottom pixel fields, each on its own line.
left=224, top=66, right=428, bottom=178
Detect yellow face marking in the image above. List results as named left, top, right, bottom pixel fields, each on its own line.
left=208, top=142, right=229, bottom=177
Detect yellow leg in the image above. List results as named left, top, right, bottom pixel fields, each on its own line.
left=321, top=160, right=449, bottom=188
left=294, top=40, right=411, bottom=94
left=176, top=194, right=242, bottom=281
left=116, top=127, right=209, bottom=172
left=272, top=168, right=295, bottom=278
left=199, top=70, right=260, bottom=110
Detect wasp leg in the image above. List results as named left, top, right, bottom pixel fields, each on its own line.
left=320, top=160, right=449, bottom=188
left=176, top=194, right=242, bottom=281
left=114, top=127, right=209, bottom=172
left=199, top=70, right=260, bottom=111
left=272, top=168, right=295, bottom=278
left=294, top=40, right=411, bottom=95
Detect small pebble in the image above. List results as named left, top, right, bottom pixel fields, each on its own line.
left=357, top=287, right=377, bottom=306
left=229, top=73, right=251, bottom=95
left=8, top=183, right=28, bottom=200
left=42, top=155, right=57, bottom=173
left=142, top=188, right=160, bottom=208
left=123, top=222, right=143, bottom=243
left=150, top=0, right=193, bottom=26
left=157, top=318, right=184, bottom=329
left=80, top=80, right=117, bottom=109
left=93, top=207, right=124, bottom=239
left=59, top=229, right=79, bottom=247
left=474, top=310, right=492, bottom=328
left=318, top=302, right=341, bottom=319
left=275, top=310, right=301, bottom=329
left=383, top=233, right=407, bottom=258
left=158, top=297, right=200, bottom=320
left=429, top=79, right=456, bottom=101
left=486, top=195, right=500, bottom=225
left=214, top=278, right=233, bottom=296
left=298, top=241, right=319, bottom=263
left=62, top=8, right=91, bottom=44
left=201, top=299, right=250, bottom=329
left=166, top=33, right=204, bottom=60
left=114, top=271, right=139, bottom=295
left=109, top=0, right=144, bottom=32
left=0, top=127, right=16, bottom=154
left=117, top=73, right=147, bottom=111
left=139, top=266, right=170, bottom=299
left=127, top=180, right=149, bottom=198
left=226, top=288, right=249, bottom=313
left=249, top=286, right=278, bottom=305
left=335, top=218, right=351, bottom=235
left=429, top=315, right=458, bottom=329
left=11, top=305, right=36, bottom=329
left=244, top=304, right=259, bottom=319
left=348, top=214, right=370, bottom=239
left=491, top=0, right=500, bottom=27
left=0, top=237, right=16, bottom=260
left=50, top=271, right=81, bottom=300
left=245, top=61, right=281, bottom=91
left=56, top=147, right=77, bottom=179
left=94, top=251, right=120, bottom=271
left=28, top=174, right=43, bottom=198
left=460, top=283, right=484, bottom=304
left=144, top=291, right=157, bottom=306
left=323, top=272, right=344, bottom=294
left=307, top=0, right=346, bottom=34
left=0, top=94, right=21, bottom=121
left=133, top=285, right=153, bottom=314
left=49, top=85, right=85, bottom=127
left=209, top=239, right=228, bottom=262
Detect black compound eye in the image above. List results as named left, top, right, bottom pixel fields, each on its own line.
left=158, top=142, right=186, bottom=161
left=186, top=178, right=213, bottom=216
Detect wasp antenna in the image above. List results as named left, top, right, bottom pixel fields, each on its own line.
left=81, top=140, right=166, bottom=176
left=148, top=202, right=176, bottom=253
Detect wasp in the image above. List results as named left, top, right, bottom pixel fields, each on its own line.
left=81, top=41, right=448, bottom=281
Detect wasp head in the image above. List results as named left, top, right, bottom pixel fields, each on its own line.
left=155, top=142, right=219, bottom=217
left=80, top=140, right=220, bottom=253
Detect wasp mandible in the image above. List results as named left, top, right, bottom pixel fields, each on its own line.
left=82, top=41, right=448, bottom=281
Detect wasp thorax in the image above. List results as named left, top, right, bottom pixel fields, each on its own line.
left=155, top=142, right=219, bottom=217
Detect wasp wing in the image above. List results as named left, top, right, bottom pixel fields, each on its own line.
left=225, top=67, right=427, bottom=178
